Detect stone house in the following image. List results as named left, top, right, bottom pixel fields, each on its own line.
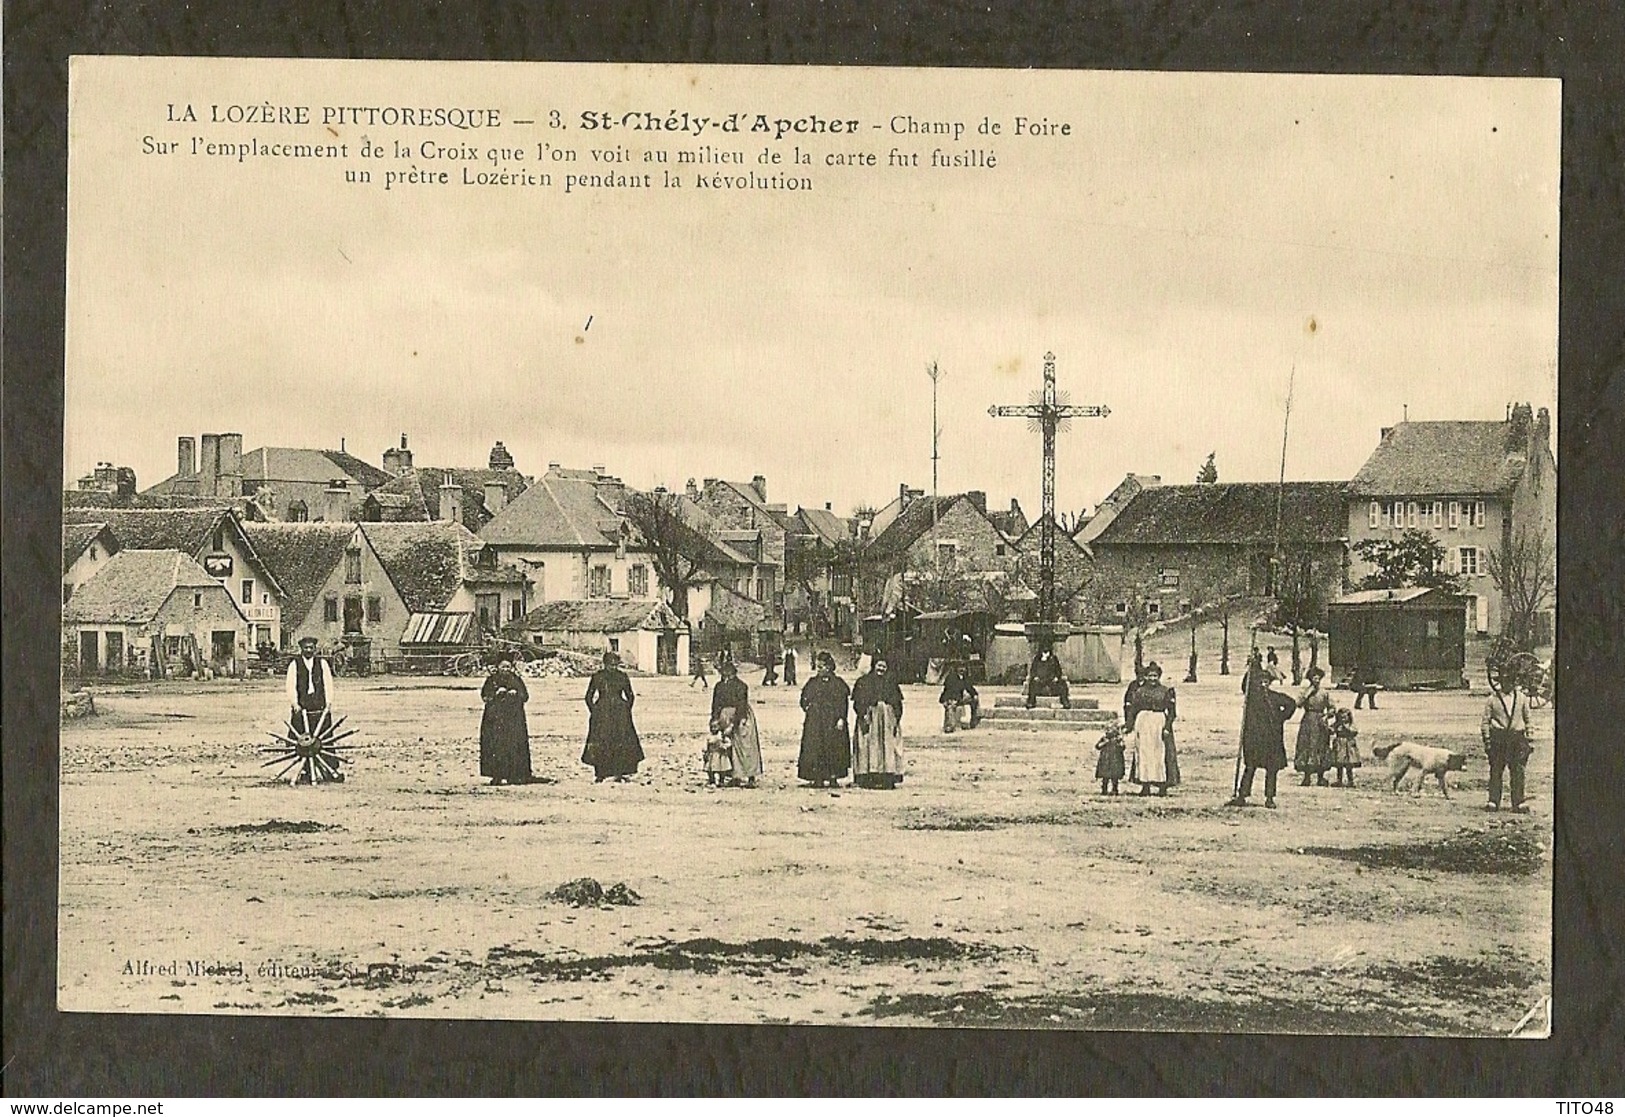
left=690, top=476, right=790, bottom=613
left=62, top=506, right=285, bottom=649
left=858, top=491, right=1019, bottom=615
left=62, top=522, right=121, bottom=604
left=1088, top=481, right=1349, bottom=622
left=1075, top=473, right=1161, bottom=546
left=144, top=434, right=395, bottom=522
left=64, top=549, right=248, bottom=677
left=1346, top=404, right=1556, bottom=638
left=364, top=437, right=529, bottom=533
left=507, top=599, right=689, bottom=676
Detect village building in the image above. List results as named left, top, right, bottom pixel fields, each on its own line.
left=365, top=436, right=530, bottom=533
left=1346, top=404, right=1556, bottom=638
left=784, top=503, right=859, bottom=637
left=63, top=549, right=248, bottom=677
left=506, top=599, right=689, bottom=676
left=857, top=490, right=1020, bottom=615
left=479, top=465, right=658, bottom=604
left=361, top=522, right=529, bottom=657
left=1086, top=481, right=1349, bottom=622
left=1010, top=513, right=1095, bottom=621
left=689, top=476, right=790, bottom=617
left=143, top=433, right=395, bottom=522
left=1074, top=473, right=1161, bottom=546
left=73, top=462, right=138, bottom=496
left=1327, top=587, right=1469, bottom=690
left=62, top=507, right=285, bottom=648
left=240, top=522, right=394, bottom=653
left=62, top=522, right=121, bottom=603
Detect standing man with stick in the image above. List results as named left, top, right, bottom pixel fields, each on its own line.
left=1227, top=647, right=1295, bottom=809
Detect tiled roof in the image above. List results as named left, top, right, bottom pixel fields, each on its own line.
left=699, top=583, right=772, bottom=631
left=67, top=487, right=251, bottom=512
left=64, top=507, right=285, bottom=598
left=988, top=501, right=1029, bottom=540
left=64, top=549, right=238, bottom=625
left=63, top=522, right=116, bottom=574
left=708, top=480, right=797, bottom=531
left=796, top=506, right=853, bottom=546
left=359, top=521, right=484, bottom=613
left=242, top=446, right=394, bottom=489
left=1349, top=421, right=1524, bottom=497
left=1092, top=482, right=1349, bottom=546
left=480, top=472, right=624, bottom=549
left=375, top=466, right=529, bottom=531
left=511, top=598, right=684, bottom=633
left=240, top=522, right=357, bottom=628
left=864, top=495, right=987, bottom=561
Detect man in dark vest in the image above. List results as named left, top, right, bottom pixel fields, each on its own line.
left=285, top=635, right=338, bottom=739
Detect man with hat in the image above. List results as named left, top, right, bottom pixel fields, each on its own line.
left=285, top=636, right=338, bottom=738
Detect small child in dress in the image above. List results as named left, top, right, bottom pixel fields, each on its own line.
left=1095, top=722, right=1127, bottom=796
left=1329, top=706, right=1361, bottom=786
left=704, top=715, right=734, bottom=787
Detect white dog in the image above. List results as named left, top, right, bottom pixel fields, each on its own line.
left=1370, top=740, right=1468, bottom=799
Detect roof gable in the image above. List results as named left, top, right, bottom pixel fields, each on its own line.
left=63, top=522, right=118, bottom=574
left=64, top=549, right=235, bottom=625
left=512, top=598, right=683, bottom=633
left=359, top=520, right=483, bottom=612
left=480, top=473, right=622, bottom=548
left=1349, top=421, right=1523, bottom=497
left=1093, top=482, right=1349, bottom=546
left=866, top=494, right=998, bottom=560
left=67, top=507, right=285, bottom=598
left=796, top=506, right=853, bottom=546
left=240, top=522, right=360, bottom=627
left=245, top=446, right=393, bottom=488
left=709, top=480, right=797, bottom=530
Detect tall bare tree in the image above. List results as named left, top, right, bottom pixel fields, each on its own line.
left=1488, top=525, right=1556, bottom=651
left=621, top=489, right=708, bottom=621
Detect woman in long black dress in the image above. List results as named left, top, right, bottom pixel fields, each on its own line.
left=479, top=657, right=533, bottom=785
left=797, top=652, right=851, bottom=788
left=581, top=650, right=643, bottom=781
left=711, top=659, right=764, bottom=787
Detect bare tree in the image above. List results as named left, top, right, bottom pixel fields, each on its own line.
left=621, top=489, right=709, bottom=621
left=1488, top=525, right=1556, bottom=652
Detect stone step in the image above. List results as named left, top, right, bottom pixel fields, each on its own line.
left=992, top=694, right=1100, bottom=710
left=981, top=706, right=1118, bottom=727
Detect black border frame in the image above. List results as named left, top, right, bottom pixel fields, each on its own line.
left=6, top=0, right=1623, bottom=1096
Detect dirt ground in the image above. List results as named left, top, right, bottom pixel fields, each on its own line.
left=58, top=650, right=1552, bottom=1035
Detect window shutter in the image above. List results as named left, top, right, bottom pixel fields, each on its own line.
left=1368, top=501, right=1379, bottom=529
left=1448, top=501, right=1460, bottom=529
left=1432, top=501, right=1443, bottom=529
left=1446, top=549, right=1459, bottom=575
left=1407, top=502, right=1418, bottom=527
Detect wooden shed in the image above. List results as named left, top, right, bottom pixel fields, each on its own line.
left=1327, top=587, right=1467, bottom=690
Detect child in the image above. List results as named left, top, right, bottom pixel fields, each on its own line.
left=704, top=716, right=734, bottom=786
left=1095, top=722, right=1127, bottom=796
left=1328, top=706, right=1361, bottom=786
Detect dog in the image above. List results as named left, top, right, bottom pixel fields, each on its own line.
left=1370, top=740, right=1468, bottom=799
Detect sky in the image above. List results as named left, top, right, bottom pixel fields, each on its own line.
left=65, top=59, right=1559, bottom=519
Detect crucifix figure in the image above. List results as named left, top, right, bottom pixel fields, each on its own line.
left=988, top=352, right=1110, bottom=637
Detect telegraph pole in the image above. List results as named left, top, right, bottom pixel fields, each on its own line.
left=927, top=360, right=943, bottom=577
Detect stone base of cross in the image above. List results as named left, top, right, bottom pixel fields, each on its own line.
left=1024, top=620, right=1071, bottom=654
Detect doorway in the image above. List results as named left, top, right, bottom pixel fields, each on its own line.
left=211, top=630, right=236, bottom=671
left=79, top=630, right=99, bottom=673
left=343, top=595, right=364, bottom=635
left=656, top=632, right=679, bottom=675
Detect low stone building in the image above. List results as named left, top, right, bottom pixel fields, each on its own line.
left=62, top=522, right=121, bottom=604
left=64, top=549, right=248, bottom=677
left=1088, top=481, right=1349, bottom=622
left=507, top=598, right=689, bottom=675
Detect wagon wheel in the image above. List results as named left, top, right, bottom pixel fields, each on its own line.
left=262, top=710, right=355, bottom=785
left=454, top=651, right=483, bottom=677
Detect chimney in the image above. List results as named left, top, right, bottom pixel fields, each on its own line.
left=1380, top=426, right=1393, bottom=440
left=439, top=477, right=464, bottom=524
left=1507, top=402, right=1533, bottom=451
left=965, top=490, right=987, bottom=514
left=1533, top=407, right=1551, bottom=453
left=383, top=433, right=413, bottom=474
left=825, top=501, right=832, bottom=511
left=591, top=464, right=606, bottom=476
left=322, top=479, right=349, bottom=523
left=219, top=433, right=243, bottom=497
left=752, top=474, right=768, bottom=502
left=547, top=462, right=561, bottom=473
left=177, top=436, right=196, bottom=478
left=483, top=479, right=508, bottom=516
left=199, top=434, right=222, bottom=496
left=115, top=467, right=137, bottom=497
left=489, top=441, right=515, bottom=471
left=1010, top=497, right=1021, bottom=514
left=686, top=478, right=699, bottom=499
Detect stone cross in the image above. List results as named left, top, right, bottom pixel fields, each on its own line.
left=988, top=352, right=1110, bottom=632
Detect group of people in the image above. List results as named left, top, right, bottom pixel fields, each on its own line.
left=1092, top=659, right=1182, bottom=796
left=1225, top=649, right=1366, bottom=809
left=474, top=648, right=910, bottom=791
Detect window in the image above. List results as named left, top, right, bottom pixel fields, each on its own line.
left=1471, top=500, right=1486, bottom=528
left=241, top=579, right=254, bottom=605
left=755, top=577, right=768, bottom=602
left=324, top=596, right=339, bottom=623
left=345, top=548, right=362, bottom=584
left=936, top=541, right=958, bottom=566
left=629, top=564, right=650, bottom=597
left=509, top=598, right=523, bottom=622
left=1146, top=601, right=1160, bottom=616
left=995, top=543, right=1007, bottom=556
left=193, top=591, right=202, bottom=608
left=1159, top=569, right=1180, bottom=589
left=1427, top=618, right=1441, bottom=638
left=1448, top=501, right=1460, bottom=529
left=589, top=565, right=611, bottom=598
left=608, top=637, right=620, bottom=653
left=1431, top=501, right=1443, bottom=529
left=1407, top=501, right=1419, bottom=527
left=1379, top=501, right=1393, bottom=529
left=1114, top=602, right=1128, bottom=615
left=476, top=593, right=501, bottom=631
left=213, top=527, right=225, bottom=552
left=262, top=593, right=271, bottom=605
left=1368, top=502, right=1379, bottom=529
left=1458, top=547, right=1480, bottom=576
left=288, top=500, right=309, bottom=522
left=366, top=596, right=382, bottom=623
